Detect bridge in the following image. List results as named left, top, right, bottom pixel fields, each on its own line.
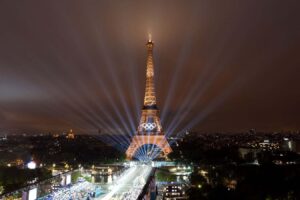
left=99, top=165, right=154, bottom=200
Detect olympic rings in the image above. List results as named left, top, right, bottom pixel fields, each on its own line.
left=141, top=123, right=156, bottom=130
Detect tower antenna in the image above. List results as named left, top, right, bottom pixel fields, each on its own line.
left=148, top=33, right=152, bottom=42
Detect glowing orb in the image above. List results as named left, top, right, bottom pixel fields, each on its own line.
left=27, top=161, right=36, bottom=169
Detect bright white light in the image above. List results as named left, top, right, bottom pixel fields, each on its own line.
left=28, top=188, right=37, bottom=200
left=288, top=141, right=292, bottom=149
left=27, top=161, right=36, bottom=169
left=66, top=174, right=71, bottom=185
left=107, top=175, right=112, bottom=184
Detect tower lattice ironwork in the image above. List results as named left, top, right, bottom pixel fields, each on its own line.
left=126, top=38, right=172, bottom=160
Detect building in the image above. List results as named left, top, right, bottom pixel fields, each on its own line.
left=163, top=185, right=187, bottom=200
left=126, top=38, right=172, bottom=160
left=281, top=138, right=296, bottom=152
left=66, top=129, right=75, bottom=139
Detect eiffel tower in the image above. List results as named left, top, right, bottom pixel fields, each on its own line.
left=126, top=38, right=172, bottom=160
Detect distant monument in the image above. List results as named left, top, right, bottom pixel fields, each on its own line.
left=66, top=129, right=75, bottom=139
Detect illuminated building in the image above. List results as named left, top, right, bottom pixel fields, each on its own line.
left=52, top=133, right=59, bottom=138
left=126, top=38, right=172, bottom=160
left=14, top=159, right=24, bottom=166
left=281, top=137, right=296, bottom=152
left=0, top=135, right=7, bottom=141
left=162, top=185, right=187, bottom=200
left=66, top=129, right=75, bottom=139
left=258, top=139, right=280, bottom=151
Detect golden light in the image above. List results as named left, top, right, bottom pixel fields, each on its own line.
left=148, top=33, right=152, bottom=42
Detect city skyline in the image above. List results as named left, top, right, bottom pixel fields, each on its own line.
left=0, top=0, right=300, bottom=135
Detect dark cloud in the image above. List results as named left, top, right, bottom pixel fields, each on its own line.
left=0, top=0, right=299, bottom=134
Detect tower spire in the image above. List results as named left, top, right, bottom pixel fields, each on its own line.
left=148, top=33, right=152, bottom=42
left=144, top=39, right=157, bottom=108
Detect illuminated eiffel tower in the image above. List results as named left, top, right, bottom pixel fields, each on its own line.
left=126, top=37, right=172, bottom=160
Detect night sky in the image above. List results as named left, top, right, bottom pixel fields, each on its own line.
left=0, top=0, right=299, bottom=135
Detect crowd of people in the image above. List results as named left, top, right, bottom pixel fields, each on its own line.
left=39, top=181, right=97, bottom=200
